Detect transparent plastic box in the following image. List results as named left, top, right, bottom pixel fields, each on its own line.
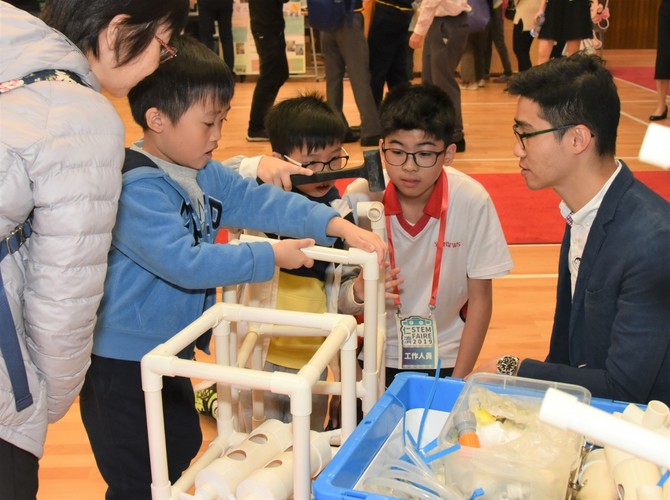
left=314, top=373, right=633, bottom=500
left=433, top=373, right=591, bottom=499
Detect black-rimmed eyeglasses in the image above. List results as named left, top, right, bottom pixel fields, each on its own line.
left=512, top=123, right=577, bottom=150
left=381, top=143, right=446, bottom=168
left=155, top=35, right=177, bottom=64
left=283, top=147, right=349, bottom=173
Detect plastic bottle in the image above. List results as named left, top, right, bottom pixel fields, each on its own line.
left=454, top=410, right=480, bottom=448
left=530, top=13, right=545, bottom=38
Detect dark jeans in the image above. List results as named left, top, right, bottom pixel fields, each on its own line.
left=485, top=6, right=513, bottom=76
left=80, top=355, right=201, bottom=500
left=197, top=0, right=235, bottom=71
left=0, top=438, right=38, bottom=500
left=248, top=28, right=289, bottom=134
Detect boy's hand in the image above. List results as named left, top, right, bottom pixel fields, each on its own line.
left=257, top=155, right=312, bottom=191
left=272, top=238, right=316, bottom=269
left=327, top=218, right=386, bottom=266
left=353, top=263, right=404, bottom=303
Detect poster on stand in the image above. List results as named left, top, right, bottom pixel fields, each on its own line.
left=232, top=0, right=306, bottom=75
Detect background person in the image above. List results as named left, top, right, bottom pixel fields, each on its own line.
left=650, top=0, right=669, bottom=121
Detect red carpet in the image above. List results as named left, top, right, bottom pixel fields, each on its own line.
left=217, top=171, right=668, bottom=245
left=338, top=171, right=669, bottom=245
left=471, top=171, right=670, bottom=244
left=609, top=66, right=656, bottom=90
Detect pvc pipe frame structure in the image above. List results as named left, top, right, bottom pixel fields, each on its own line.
left=540, top=388, right=670, bottom=469
left=142, top=202, right=386, bottom=500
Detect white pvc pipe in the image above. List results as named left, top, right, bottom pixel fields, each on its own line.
left=236, top=431, right=333, bottom=500
left=142, top=308, right=356, bottom=498
left=540, top=388, right=670, bottom=468
left=194, top=419, right=293, bottom=498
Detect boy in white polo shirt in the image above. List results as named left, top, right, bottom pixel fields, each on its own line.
left=342, top=83, right=513, bottom=387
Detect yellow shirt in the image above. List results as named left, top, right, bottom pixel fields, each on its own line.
left=265, top=271, right=327, bottom=369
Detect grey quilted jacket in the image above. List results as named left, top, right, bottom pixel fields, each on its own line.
left=0, top=2, right=123, bottom=458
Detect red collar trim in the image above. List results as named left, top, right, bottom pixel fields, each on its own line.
left=382, top=170, right=446, bottom=236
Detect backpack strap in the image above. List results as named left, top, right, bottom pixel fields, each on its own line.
left=1, top=218, right=34, bottom=412
left=0, top=68, right=89, bottom=413
left=0, top=69, right=88, bottom=94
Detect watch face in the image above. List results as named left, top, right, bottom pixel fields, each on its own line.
left=497, top=355, right=518, bottom=375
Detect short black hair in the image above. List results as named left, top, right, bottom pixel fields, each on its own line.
left=265, top=92, right=347, bottom=157
left=379, top=83, right=456, bottom=146
left=128, top=35, right=235, bottom=129
left=507, top=53, right=619, bottom=157
left=42, top=0, right=189, bottom=66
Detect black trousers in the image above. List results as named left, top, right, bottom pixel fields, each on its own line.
left=0, top=438, right=38, bottom=500
left=367, top=4, right=414, bottom=106
left=247, top=28, right=289, bottom=134
left=197, top=0, right=235, bottom=71
left=80, top=355, right=201, bottom=500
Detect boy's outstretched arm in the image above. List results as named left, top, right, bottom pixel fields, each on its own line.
left=452, top=278, right=493, bottom=379
left=272, top=238, right=317, bottom=269
left=326, top=217, right=387, bottom=266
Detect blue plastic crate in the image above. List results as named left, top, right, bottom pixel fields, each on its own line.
left=314, top=372, right=635, bottom=500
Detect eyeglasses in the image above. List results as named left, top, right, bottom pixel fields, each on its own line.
left=155, top=35, right=177, bottom=64
left=512, top=123, right=577, bottom=150
left=283, top=147, right=349, bottom=173
left=381, top=143, right=446, bottom=168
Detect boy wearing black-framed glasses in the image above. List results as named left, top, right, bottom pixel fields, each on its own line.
left=343, top=83, right=513, bottom=388
left=196, top=92, right=375, bottom=431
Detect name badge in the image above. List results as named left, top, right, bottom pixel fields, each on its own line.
left=396, top=314, right=438, bottom=369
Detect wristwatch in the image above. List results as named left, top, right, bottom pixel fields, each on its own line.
left=496, top=355, right=519, bottom=376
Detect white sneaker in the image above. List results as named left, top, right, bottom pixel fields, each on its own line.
left=459, top=82, right=479, bottom=91
left=477, top=79, right=486, bottom=87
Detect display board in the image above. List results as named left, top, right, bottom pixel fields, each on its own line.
left=232, top=0, right=306, bottom=75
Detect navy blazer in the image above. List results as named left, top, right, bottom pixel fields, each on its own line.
left=518, top=162, right=670, bottom=405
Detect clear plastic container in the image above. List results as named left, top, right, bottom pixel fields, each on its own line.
left=434, top=373, right=591, bottom=499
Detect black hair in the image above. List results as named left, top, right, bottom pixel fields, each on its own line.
left=379, top=83, right=456, bottom=146
left=507, top=53, right=619, bottom=157
left=128, top=35, right=235, bottom=129
left=41, top=0, right=189, bottom=66
left=265, top=92, right=347, bottom=157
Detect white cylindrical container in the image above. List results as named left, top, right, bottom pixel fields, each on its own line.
left=236, top=431, right=333, bottom=500
left=194, top=419, right=292, bottom=499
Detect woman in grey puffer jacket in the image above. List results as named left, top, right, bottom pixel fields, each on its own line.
left=0, top=1, right=189, bottom=497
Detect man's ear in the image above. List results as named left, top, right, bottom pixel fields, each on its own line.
left=145, top=107, right=165, bottom=133
left=571, top=125, right=594, bottom=155
left=271, top=151, right=284, bottom=161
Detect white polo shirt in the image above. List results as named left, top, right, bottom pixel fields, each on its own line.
left=345, top=167, right=514, bottom=368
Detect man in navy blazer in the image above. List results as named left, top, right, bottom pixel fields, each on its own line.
left=473, top=54, right=670, bottom=405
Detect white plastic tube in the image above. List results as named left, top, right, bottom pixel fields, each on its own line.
left=193, top=419, right=292, bottom=498
left=236, top=431, right=333, bottom=500
left=540, top=388, right=670, bottom=469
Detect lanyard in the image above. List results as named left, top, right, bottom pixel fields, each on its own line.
left=386, top=188, right=448, bottom=314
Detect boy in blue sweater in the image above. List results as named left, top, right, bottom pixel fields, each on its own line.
left=79, top=35, right=385, bottom=500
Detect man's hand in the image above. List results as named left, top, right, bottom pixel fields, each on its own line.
left=272, top=238, right=316, bottom=269
left=257, top=155, right=312, bottom=191
left=409, top=33, right=425, bottom=50
left=353, top=263, right=404, bottom=303
left=326, top=218, right=387, bottom=266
